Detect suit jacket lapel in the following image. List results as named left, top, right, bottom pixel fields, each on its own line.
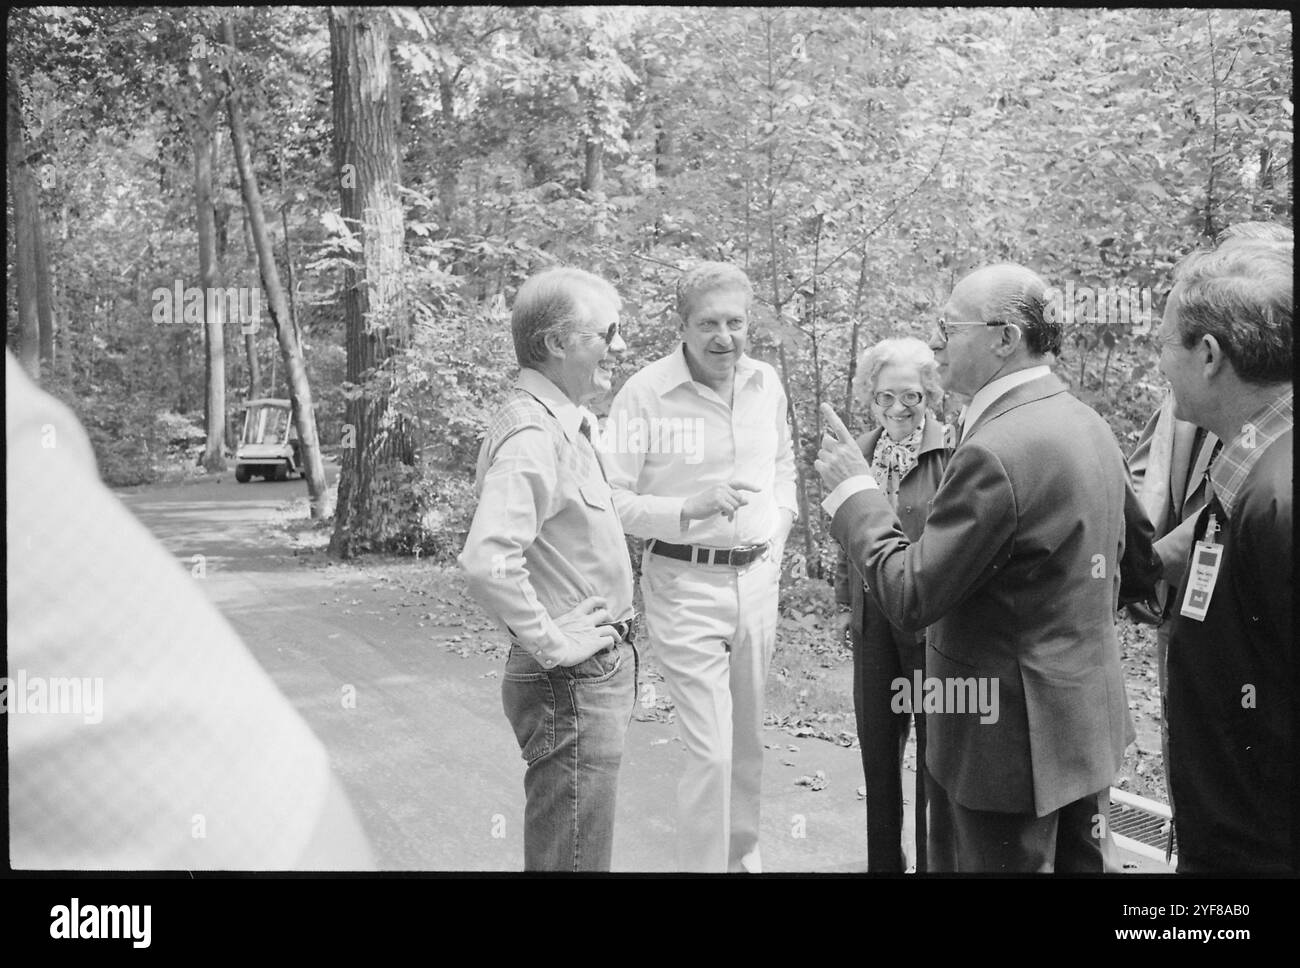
left=960, top=373, right=1069, bottom=446
left=1138, top=396, right=1177, bottom=533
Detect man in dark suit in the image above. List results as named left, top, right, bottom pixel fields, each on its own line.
left=815, top=263, right=1159, bottom=872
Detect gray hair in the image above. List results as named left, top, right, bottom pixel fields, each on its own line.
left=854, top=337, right=944, bottom=411
left=676, top=261, right=753, bottom=320
left=511, top=266, right=620, bottom=368
left=1170, top=238, right=1292, bottom=385
left=1215, top=221, right=1294, bottom=245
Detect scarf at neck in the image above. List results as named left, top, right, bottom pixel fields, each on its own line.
left=871, top=420, right=924, bottom=507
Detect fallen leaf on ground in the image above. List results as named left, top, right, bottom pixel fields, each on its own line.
left=795, top=770, right=827, bottom=791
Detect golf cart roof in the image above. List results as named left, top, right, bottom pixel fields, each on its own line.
left=241, top=398, right=292, bottom=410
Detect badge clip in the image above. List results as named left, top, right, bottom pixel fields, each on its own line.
left=1179, top=513, right=1223, bottom=622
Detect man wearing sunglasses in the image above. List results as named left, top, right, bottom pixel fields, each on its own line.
left=604, top=261, right=797, bottom=873
left=816, top=263, right=1159, bottom=872
left=459, top=266, right=636, bottom=871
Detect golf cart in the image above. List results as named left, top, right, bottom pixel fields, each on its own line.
left=235, top=398, right=303, bottom=482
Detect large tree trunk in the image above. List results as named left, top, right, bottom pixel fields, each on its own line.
left=327, top=6, right=410, bottom=558
left=195, top=118, right=227, bottom=472
left=222, top=16, right=329, bottom=518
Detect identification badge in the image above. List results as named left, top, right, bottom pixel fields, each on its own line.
left=1179, top=513, right=1223, bottom=622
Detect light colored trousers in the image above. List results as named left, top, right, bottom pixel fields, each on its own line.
left=641, top=549, right=780, bottom=872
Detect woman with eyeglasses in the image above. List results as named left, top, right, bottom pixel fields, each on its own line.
left=834, top=336, right=955, bottom=872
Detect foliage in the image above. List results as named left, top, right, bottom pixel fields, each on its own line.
left=7, top=6, right=1292, bottom=568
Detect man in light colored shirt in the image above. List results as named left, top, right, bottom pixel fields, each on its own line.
left=815, top=263, right=1159, bottom=872
left=459, top=266, right=637, bottom=871
left=603, top=262, right=797, bottom=872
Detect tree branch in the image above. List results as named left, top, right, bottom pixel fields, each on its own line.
left=783, top=112, right=957, bottom=300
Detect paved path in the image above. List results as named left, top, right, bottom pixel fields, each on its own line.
left=118, top=471, right=875, bottom=872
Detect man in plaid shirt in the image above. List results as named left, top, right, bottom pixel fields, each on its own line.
left=1156, top=231, right=1293, bottom=873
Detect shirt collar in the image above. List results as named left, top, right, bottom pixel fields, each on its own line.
left=1208, top=387, right=1293, bottom=518
left=961, top=364, right=1053, bottom=440
left=515, top=367, right=585, bottom=443
left=654, top=343, right=763, bottom=397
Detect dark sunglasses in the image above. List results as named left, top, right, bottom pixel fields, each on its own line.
left=578, top=321, right=621, bottom=345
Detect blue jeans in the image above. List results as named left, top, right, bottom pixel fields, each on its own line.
left=501, top=638, right=637, bottom=871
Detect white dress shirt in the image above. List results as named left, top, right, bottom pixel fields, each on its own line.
left=603, top=346, right=798, bottom=547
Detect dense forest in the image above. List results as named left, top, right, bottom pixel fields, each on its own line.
left=7, top=6, right=1293, bottom=575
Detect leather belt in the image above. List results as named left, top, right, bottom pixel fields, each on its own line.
left=648, top=539, right=769, bottom=568
left=601, top=620, right=634, bottom=643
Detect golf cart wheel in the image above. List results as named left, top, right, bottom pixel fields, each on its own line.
left=235, top=465, right=251, bottom=483
left=274, top=463, right=289, bottom=482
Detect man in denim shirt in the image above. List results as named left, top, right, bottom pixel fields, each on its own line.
left=460, top=266, right=637, bottom=871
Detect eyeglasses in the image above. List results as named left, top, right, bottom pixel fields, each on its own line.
left=872, top=390, right=924, bottom=408
left=936, top=318, right=1007, bottom=344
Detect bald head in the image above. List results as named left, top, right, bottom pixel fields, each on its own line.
left=947, top=263, right=1061, bottom=357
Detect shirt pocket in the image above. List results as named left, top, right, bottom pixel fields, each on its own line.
left=579, top=479, right=613, bottom=512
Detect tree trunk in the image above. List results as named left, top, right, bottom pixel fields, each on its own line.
left=195, top=119, right=227, bottom=472
left=243, top=329, right=261, bottom=400
left=760, top=16, right=816, bottom=576
left=582, top=135, right=604, bottom=194
left=437, top=71, right=458, bottom=226
left=7, top=70, right=44, bottom=378
left=583, top=132, right=607, bottom=238
left=238, top=204, right=261, bottom=398
left=843, top=244, right=869, bottom=416
left=808, top=215, right=825, bottom=441
left=33, top=184, right=55, bottom=368
left=222, top=15, right=329, bottom=518
left=277, top=143, right=302, bottom=348
left=327, top=6, right=410, bottom=557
